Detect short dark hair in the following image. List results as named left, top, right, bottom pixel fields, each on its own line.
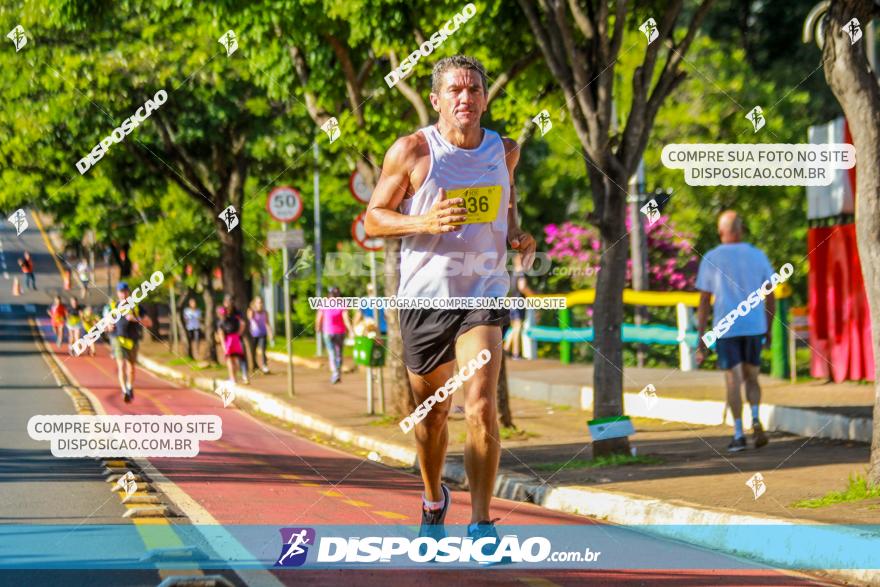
left=432, top=55, right=488, bottom=95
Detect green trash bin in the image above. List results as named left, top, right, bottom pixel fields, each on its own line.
left=354, top=336, right=385, bottom=367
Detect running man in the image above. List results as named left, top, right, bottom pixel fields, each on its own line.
left=696, top=210, right=772, bottom=452
left=105, top=281, right=152, bottom=402
left=18, top=251, right=36, bottom=290
left=365, top=55, right=535, bottom=550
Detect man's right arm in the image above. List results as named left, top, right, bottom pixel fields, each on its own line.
left=365, top=135, right=466, bottom=238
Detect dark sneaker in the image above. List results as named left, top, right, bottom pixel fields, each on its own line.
left=122, top=387, right=131, bottom=403
left=752, top=421, right=768, bottom=448
left=418, top=484, right=450, bottom=541
left=727, top=436, right=747, bottom=452
left=467, top=519, right=513, bottom=565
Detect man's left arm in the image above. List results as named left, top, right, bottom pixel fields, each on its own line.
left=503, top=138, right=535, bottom=270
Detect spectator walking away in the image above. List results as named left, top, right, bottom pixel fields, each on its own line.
left=106, top=282, right=152, bottom=403
left=503, top=252, right=536, bottom=360
left=65, top=297, right=83, bottom=356
left=696, top=210, right=773, bottom=453
left=76, top=259, right=90, bottom=298
left=48, top=296, right=66, bottom=347
left=217, top=295, right=249, bottom=384
left=18, top=251, right=36, bottom=290
left=315, top=286, right=352, bottom=384
left=81, top=305, right=98, bottom=357
left=247, top=296, right=271, bottom=374
left=183, top=298, right=203, bottom=359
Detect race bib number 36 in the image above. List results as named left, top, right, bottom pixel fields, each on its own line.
left=445, top=186, right=502, bottom=225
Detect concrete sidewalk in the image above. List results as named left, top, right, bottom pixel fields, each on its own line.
left=135, top=340, right=879, bottom=584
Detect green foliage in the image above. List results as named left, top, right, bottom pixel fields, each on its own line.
left=793, top=474, right=880, bottom=508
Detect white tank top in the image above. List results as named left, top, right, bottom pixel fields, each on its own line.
left=398, top=125, right=510, bottom=298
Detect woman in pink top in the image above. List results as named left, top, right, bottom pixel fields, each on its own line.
left=315, top=286, right=352, bottom=384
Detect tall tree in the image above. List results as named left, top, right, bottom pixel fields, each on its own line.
left=518, top=0, right=714, bottom=456
left=820, top=0, right=880, bottom=485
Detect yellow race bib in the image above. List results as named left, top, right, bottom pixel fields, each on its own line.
left=445, top=186, right=502, bottom=225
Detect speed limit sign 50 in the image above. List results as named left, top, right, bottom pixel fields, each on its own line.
left=267, top=186, right=303, bottom=223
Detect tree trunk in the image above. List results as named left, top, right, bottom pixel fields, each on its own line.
left=217, top=220, right=248, bottom=313
left=201, top=273, right=218, bottom=364
left=821, top=0, right=880, bottom=485
left=497, top=353, right=513, bottom=428
left=384, top=238, right=415, bottom=417
left=592, top=173, right=631, bottom=457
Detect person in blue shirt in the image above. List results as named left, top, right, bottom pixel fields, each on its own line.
left=696, top=211, right=774, bottom=453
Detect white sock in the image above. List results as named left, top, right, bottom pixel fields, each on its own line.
left=423, top=494, right=445, bottom=511
left=734, top=419, right=744, bottom=439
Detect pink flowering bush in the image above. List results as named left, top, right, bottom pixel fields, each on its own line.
left=543, top=216, right=699, bottom=291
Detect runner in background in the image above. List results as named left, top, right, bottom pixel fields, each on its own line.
left=315, top=286, right=352, bottom=384
left=47, top=296, right=66, bottom=347
left=503, top=252, right=536, bottom=360
left=183, top=297, right=202, bottom=359
left=65, top=297, right=83, bottom=356
left=106, top=282, right=152, bottom=403
left=217, top=295, right=249, bottom=385
left=18, top=251, right=36, bottom=290
left=247, top=296, right=271, bottom=374
left=80, top=306, right=98, bottom=357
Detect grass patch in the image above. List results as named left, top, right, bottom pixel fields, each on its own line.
left=368, top=414, right=398, bottom=427
left=167, top=357, right=211, bottom=371
left=532, top=453, right=663, bottom=472
left=793, top=474, right=880, bottom=508
left=499, top=427, right=538, bottom=441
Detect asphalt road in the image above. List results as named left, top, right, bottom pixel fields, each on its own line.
left=0, top=214, right=836, bottom=586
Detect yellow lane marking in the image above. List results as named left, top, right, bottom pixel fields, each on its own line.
left=321, top=490, right=343, bottom=497
left=280, top=474, right=301, bottom=480
left=300, top=482, right=320, bottom=487
left=342, top=499, right=371, bottom=507
left=518, top=579, right=562, bottom=587
left=32, top=214, right=65, bottom=275
left=371, top=511, right=409, bottom=520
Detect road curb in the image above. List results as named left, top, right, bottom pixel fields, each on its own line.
left=137, top=353, right=878, bottom=585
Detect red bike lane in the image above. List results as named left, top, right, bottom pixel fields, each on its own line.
left=36, top=320, right=828, bottom=586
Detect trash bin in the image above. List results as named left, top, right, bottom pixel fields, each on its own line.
left=354, top=335, right=385, bottom=367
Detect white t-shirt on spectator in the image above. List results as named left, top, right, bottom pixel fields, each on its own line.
left=183, top=307, right=202, bottom=331
left=696, top=242, right=774, bottom=338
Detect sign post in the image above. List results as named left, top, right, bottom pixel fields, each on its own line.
left=267, top=186, right=303, bottom=398
left=351, top=210, right=384, bottom=413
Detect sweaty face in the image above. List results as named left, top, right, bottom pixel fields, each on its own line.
left=432, top=69, right=487, bottom=131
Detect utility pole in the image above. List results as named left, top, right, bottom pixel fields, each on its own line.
left=313, top=141, right=324, bottom=357
left=628, top=159, right=648, bottom=368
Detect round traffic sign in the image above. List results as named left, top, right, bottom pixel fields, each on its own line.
left=351, top=211, right=383, bottom=251
left=267, top=186, right=303, bottom=223
left=349, top=170, right=372, bottom=205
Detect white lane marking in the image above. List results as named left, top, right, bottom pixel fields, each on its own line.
left=0, top=304, right=11, bottom=313
left=2, top=272, right=8, bottom=280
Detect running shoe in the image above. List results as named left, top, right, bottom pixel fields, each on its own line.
left=752, top=420, right=769, bottom=448
left=122, top=386, right=132, bottom=403
left=727, top=436, right=747, bottom=452
left=418, top=484, right=451, bottom=542
left=467, top=519, right=513, bottom=565
left=261, top=365, right=270, bottom=374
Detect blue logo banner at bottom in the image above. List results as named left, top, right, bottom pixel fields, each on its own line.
left=0, top=524, right=877, bottom=570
